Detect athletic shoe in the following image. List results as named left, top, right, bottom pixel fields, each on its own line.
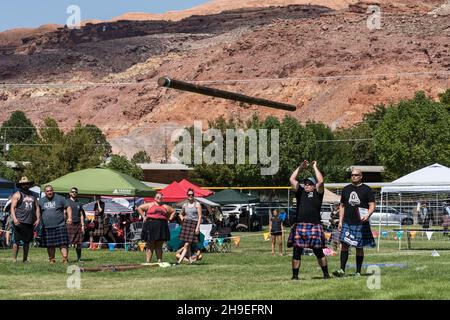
left=323, top=274, right=331, bottom=279
left=332, top=269, right=345, bottom=277
left=291, top=276, right=300, bottom=280
left=354, top=272, right=361, bottom=277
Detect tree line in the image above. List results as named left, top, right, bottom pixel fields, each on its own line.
left=0, top=113, right=150, bottom=184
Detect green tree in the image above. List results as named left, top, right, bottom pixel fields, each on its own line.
left=439, top=89, right=450, bottom=112
left=84, top=124, right=112, bottom=158
left=131, top=150, right=151, bottom=163
left=106, top=155, right=144, bottom=180
left=0, top=111, right=37, bottom=144
left=23, top=119, right=111, bottom=184
left=374, top=91, right=450, bottom=179
left=0, top=161, right=16, bottom=181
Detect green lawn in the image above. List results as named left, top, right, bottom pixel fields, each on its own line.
left=1, top=227, right=450, bottom=300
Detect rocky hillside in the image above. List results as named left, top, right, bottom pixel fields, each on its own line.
left=0, top=0, right=449, bottom=160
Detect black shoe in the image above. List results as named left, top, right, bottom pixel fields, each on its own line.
left=324, top=274, right=331, bottom=279
left=291, top=276, right=299, bottom=280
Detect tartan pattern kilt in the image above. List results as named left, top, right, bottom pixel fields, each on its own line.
left=287, top=223, right=325, bottom=249
left=179, top=219, right=199, bottom=243
left=339, top=223, right=375, bottom=248
left=42, top=226, right=69, bottom=248
left=91, top=223, right=105, bottom=237
left=443, top=216, right=450, bottom=227
left=67, top=222, right=83, bottom=245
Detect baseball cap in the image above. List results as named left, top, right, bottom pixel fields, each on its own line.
left=303, top=177, right=317, bottom=185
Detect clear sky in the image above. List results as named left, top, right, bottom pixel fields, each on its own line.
left=0, top=0, right=210, bottom=31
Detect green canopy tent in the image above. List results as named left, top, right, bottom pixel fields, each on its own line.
left=42, top=168, right=155, bottom=197
left=207, top=189, right=259, bottom=205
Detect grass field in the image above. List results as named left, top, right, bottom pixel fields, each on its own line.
left=1, top=227, right=450, bottom=300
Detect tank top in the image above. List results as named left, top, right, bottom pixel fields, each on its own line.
left=15, top=191, right=36, bottom=225
left=146, top=204, right=168, bottom=220
left=271, top=217, right=282, bottom=233
left=184, top=202, right=200, bottom=221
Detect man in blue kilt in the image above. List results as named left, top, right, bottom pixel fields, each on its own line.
left=333, top=169, right=376, bottom=277
left=288, top=160, right=330, bottom=280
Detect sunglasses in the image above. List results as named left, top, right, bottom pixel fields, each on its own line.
left=351, top=174, right=362, bottom=177
left=304, top=183, right=315, bottom=186
left=70, top=191, right=78, bottom=194
left=188, top=194, right=194, bottom=196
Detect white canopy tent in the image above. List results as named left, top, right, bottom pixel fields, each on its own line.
left=377, top=163, right=450, bottom=251
left=381, top=163, right=450, bottom=193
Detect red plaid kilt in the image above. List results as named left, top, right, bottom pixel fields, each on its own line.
left=287, top=223, right=325, bottom=249
left=67, top=222, right=83, bottom=245
left=179, top=219, right=199, bottom=243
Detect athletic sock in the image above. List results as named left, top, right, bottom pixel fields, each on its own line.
left=356, top=255, right=364, bottom=274
left=292, top=268, right=299, bottom=279
left=76, top=248, right=82, bottom=261
left=340, top=250, right=349, bottom=271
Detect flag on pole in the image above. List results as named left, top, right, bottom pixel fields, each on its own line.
left=397, top=231, right=404, bottom=240
left=409, top=231, right=417, bottom=239
left=431, top=249, right=440, bottom=257
left=233, top=237, right=241, bottom=247
left=426, top=231, right=433, bottom=241
left=324, top=232, right=331, bottom=241
left=263, top=232, right=270, bottom=241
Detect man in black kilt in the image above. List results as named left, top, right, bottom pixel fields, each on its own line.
left=288, top=160, right=330, bottom=280
left=10, top=177, right=41, bottom=263
left=39, top=185, right=72, bottom=264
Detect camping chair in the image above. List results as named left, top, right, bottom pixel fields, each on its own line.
left=209, top=226, right=232, bottom=253
left=126, top=221, right=143, bottom=250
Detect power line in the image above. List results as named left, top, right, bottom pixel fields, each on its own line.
left=315, top=138, right=374, bottom=143
left=0, top=70, right=449, bottom=88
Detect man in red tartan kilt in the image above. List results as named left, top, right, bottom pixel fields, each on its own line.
left=288, top=160, right=330, bottom=280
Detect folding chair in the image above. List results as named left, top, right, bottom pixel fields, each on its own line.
left=126, top=221, right=143, bottom=250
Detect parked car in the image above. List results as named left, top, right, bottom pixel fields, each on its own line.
left=370, top=206, right=413, bottom=226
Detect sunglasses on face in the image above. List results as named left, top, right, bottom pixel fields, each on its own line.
left=188, top=194, right=194, bottom=196
left=305, top=183, right=315, bottom=186
left=351, top=174, right=361, bottom=177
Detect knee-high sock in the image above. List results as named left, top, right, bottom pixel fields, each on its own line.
left=356, top=255, right=364, bottom=274
left=340, top=250, right=349, bottom=271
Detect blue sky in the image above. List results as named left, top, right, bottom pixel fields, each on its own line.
left=0, top=0, right=210, bottom=31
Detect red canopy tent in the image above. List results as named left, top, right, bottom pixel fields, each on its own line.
left=178, top=179, right=213, bottom=197
left=159, top=181, right=190, bottom=202
left=158, top=180, right=213, bottom=203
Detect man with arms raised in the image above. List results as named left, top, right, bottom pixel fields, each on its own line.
left=289, top=160, right=330, bottom=280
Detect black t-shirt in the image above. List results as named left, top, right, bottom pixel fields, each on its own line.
left=295, top=185, right=324, bottom=224
left=340, top=184, right=375, bottom=225
left=68, top=199, right=85, bottom=224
